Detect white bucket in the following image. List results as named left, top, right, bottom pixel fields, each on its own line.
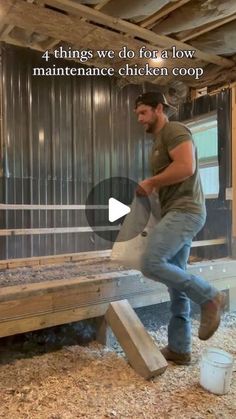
left=200, top=347, right=234, bottom=395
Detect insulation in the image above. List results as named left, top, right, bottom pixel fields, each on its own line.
left=191, top=20, right=236, bottom=55
left=152, top=0, right=236, bottom=35
left=100, top=0, right=174, bottom=22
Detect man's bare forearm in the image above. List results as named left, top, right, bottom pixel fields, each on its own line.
left=150, top=161, right=194, bottom=189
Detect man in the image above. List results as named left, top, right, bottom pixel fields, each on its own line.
left=135, top=91, right=226, bottom=365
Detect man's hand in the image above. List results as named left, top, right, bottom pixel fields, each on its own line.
left=136, top=178, right=156, bottom=196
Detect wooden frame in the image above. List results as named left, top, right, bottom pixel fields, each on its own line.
left=0, top=257, right=235, bottom=339
left=140, top=0, right=192, bottom=29
left=232, top=86, right=236, bottom=257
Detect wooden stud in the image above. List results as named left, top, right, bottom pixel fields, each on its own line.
left=232, top=86, right=236, bottom=258
left=95, top=316, right=113, bottom=347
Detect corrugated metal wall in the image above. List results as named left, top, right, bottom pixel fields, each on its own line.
left=178, top=90, right=232, bottom=259
left=0, top=43, right=153, bottom=259
left=0, top=44, right=231, bottom=260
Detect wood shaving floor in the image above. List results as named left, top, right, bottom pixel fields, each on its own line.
left=0, top=314, right=235, bottom=419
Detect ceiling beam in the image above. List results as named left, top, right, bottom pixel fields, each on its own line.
left=180, top=13, right=236, bottom=42
left=0, top=24, right=14, bottom=38
left=43, top=0, right=234, bottom=68
left=94, top=0, right=113, bottom=11
left=140, top=0, right=191, bottom=29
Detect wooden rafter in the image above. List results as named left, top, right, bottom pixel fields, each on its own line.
left=42, top=0, right=234, bottom=68
left=40, top=38, right=60, bottom=50
left=232, top=86, right=236, bottom=256
left=180, top=13, right=236, bottom=42
left=0, top=24, right=14, bottom=38
left=140, top=0, right=191, bottom=29
left=94, top=0, right=113, bottom=11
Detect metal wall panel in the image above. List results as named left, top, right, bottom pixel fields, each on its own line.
left=0, top=43, right=147, bottom=259
left=178, top=89, right=231, bottom=259
left=0, top=44, right=231, bottom=260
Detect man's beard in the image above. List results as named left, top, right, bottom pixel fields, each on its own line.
left=145, top=118, right=157, bottom=134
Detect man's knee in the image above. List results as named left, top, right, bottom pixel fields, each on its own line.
left=141, top=255, right=165, bottom=279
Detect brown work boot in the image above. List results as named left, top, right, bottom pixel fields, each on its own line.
left=198, top=292, right=226, bottom=341
left=161, top=346, right=191, bottom=365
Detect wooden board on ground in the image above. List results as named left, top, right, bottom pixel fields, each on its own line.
left=105, top=299, right=168, bottom=379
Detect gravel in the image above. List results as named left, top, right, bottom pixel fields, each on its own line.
left=0, top=259, right=126, bottom=287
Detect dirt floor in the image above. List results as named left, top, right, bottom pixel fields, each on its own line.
left=0, top=312, right=235, bottom=419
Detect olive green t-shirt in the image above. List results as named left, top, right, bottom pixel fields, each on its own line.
left=150, top=121, right=206, bottom=217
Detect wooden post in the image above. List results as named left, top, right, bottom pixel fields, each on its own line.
left=232, top=86, right=236, bottom=258
left=105, top=300, right=168, bottom=379
left=95, top=316, right=113, bottom=347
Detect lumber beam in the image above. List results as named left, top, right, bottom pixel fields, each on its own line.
left=3, top=0, right=233, bottom=68
left=0, top=24, right=15, bottom=38
left=232, top=86, right=236, bottom=258
left=0, top=272, right=165, bottom=338
left=105, top=300, right=168, bottom=378
left=94, top=0, right=112, bottom=11
left=180, top=13, right=236, bottom=42
left=95, top=316, right=113, bottom=347
left=140, top=0, right=191, bottom=29
left=0, top=250, right=111, bottom=269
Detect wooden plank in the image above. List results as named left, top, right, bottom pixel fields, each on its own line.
left=0, top=258, right=235, bottom=338
left=191, top=237, right=227, bottom=247
left=140, top=0, right=191, bottom=29
left=45, top=0, right=234, bottom=68
left=0, top=225, right=119, bottom=236
left=180, top=13, right=236, bottom=42
left=39, top=38, right=60, bottom=50
left=70, top=250, right=111, bottom=261
left=0, top=261, right=8, bottom=270
left=1, top=35, right=43, bottom=52
left=0, top=24, right=14, bottom=37
left=232, top=86, right=236, bottom=257
left=188, top=262, right=236, bottom=282
left=229, top=284, right=236, bottom=311
left=0, top=250, right=111, bottom=269
left=105, top=300, right=168, bottom=378
left=7, top=259, right=40, bottom=269
left=94, top=0, right=112, bottom=11
left=0, top=303, right=110, bottom=337
left=0, top=273, right=164, bottom=338
left=0, top=270, right=145, bottom=301
left=95, top=316, right=113, bottom=346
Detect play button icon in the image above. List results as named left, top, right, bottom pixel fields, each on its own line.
left=108, top=198, right=131, bottom=222
left=85, top=176, right=152, bottom=243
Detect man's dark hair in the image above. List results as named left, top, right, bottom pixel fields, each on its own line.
left=135, top=91, right=176, bottom=115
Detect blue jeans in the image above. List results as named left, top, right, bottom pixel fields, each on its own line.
left=141, top=210, right=218, bottom=354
